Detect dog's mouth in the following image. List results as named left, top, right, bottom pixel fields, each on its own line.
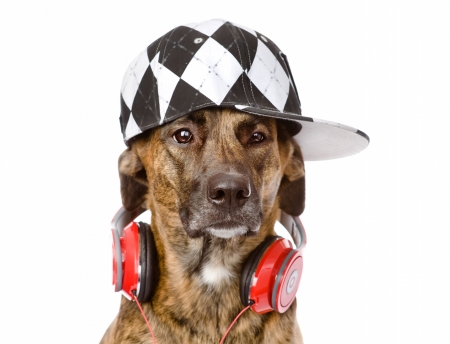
left=180, top=206, right=261, bottom=239
left=205, top=221, right=253, bottom=239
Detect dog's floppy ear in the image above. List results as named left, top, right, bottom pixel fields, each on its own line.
left=118, top=148, right=148, bottom=211
left=278, top=141, right=305, bottom=217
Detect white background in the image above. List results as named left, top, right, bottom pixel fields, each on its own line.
left=1, top=0, right=449, bottom=343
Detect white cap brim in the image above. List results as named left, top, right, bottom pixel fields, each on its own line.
left=294, top=117, right=369, bottom=161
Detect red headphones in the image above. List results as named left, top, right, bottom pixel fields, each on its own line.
left=111, top=207, right=306, bottom=314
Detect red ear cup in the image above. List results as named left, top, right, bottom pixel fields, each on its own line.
left=240, top=236, right=280, bottom=307
left=240, top=236, right=303, bottom=314
left=271, top=247, right=303, bottom=313
left=119, top=221, right=140, bottom=300
left=111, top=221, right=158, bottom=302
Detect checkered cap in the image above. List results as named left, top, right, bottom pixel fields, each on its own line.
left=120, top=19, right=369, bottom=160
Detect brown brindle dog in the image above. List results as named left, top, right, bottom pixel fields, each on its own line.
left=101, top=107, right=305, bottom=343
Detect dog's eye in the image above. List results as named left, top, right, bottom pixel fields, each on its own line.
left=173, top=129, right=193, bottom=144
left=249, top=132, right=265, bottom=143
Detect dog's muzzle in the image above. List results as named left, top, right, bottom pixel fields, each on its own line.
left=180, top=172, right=262, bottom=238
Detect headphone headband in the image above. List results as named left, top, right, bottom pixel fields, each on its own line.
left=111, top=207, right=146, bottom=235
left=279, top=211, right=307, bottom=249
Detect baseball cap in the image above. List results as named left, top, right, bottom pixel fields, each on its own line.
left=120, top=18, right=369, bottom=160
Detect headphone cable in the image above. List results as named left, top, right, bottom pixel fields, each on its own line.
left=218, top=302, right=253, bottom=344
left=132, top=291, right=157, bottom=344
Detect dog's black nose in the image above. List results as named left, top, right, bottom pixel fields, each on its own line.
left=207, top=173, right=251, bottom=208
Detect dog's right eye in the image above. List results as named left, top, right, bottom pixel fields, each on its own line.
left=248, top=132, right=265, bottom=143
left=173, top=129, right=193, bottom=144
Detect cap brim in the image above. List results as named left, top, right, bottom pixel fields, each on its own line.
left=293, top=116, right=369, bottom=161
left=236, top=106, right=369, bottom=161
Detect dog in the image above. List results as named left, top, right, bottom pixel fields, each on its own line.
left=101, top=106, right=306, bottom=343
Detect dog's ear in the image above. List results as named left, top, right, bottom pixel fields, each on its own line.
left=118, top=148, right=148, bottom=211
left=278, top=140, right=305, bottom=217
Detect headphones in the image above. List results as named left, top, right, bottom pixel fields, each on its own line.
left=111, top=207, right=306, bottom=314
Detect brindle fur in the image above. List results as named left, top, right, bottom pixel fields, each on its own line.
left=101, top=108, right=305, bottom=343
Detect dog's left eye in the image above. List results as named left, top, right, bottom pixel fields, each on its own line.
left=249, top=132, right=265, bottom=143
left=173, top=129, right=193, bottom=144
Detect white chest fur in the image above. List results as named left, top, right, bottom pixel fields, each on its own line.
left=199, top=249, right=243, bottom=287
left=200, top=262, right=234, bottom=286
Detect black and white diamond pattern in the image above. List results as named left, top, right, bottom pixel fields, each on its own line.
left=120, top=19, right=302, bottom=143
left=150, top=52, right=180, bottom=124
left=121, top=50, right=149, bottom=138
left=180, top=36, right=243, bottom=105
left=247, top=39, right=290, bottom=112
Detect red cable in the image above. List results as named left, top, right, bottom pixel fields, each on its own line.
left=132, top=293, right=157, bottom=344
left=218, top=304, right=252, bottom=344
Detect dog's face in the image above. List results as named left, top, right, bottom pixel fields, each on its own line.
left=118, top=108, right=305, bottom=243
